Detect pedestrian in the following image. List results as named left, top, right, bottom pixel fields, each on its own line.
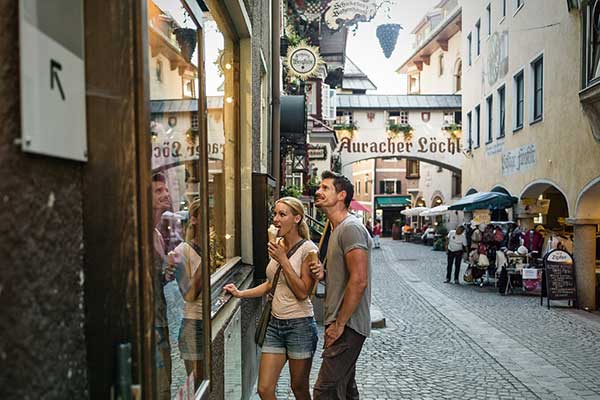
left=365, top=219, right=373, bottom=238
left=372, top=218, right=382, bottom=249
left=445, top=225, right=468, bottom=284
left=309, top=171, right=372, bottom=399
left=151, top=172, right=175, bottom=400
left=224, top=197, right=319, bottom=400
left=166, top=198, right=205, bottom=385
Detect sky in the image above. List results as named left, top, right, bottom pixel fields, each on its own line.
left=345, top=0, right=439, bottom=94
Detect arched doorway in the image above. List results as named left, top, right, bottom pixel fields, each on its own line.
left=574, top=177, right=600, bottom=310
left=520, top=181, right=570, bottom=230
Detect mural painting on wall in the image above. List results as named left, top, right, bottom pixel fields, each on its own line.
left=487, top=31, right=509, bottom=86
left=367, top=112, right=376, bottom=122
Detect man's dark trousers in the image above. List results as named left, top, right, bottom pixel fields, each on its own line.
left=313, top=326, right=366, bottom=399
left=446, top=250, right=463, bottom=281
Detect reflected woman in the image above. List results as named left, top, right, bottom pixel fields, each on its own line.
left=224, top=197, right=319, bottom=400
left=167, top=199, right=204, bottom=383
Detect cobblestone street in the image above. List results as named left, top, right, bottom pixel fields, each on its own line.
left=268, top=238, right=600, bottom=400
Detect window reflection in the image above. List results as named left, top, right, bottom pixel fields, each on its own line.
left=205, top=12, right=238, bottom=272
left=147, top=0, right=205, bottom=397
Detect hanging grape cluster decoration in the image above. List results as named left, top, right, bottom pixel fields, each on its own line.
left=376, top=23, right=402, bottom=58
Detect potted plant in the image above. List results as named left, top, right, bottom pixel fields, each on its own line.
left=281, top=184, right=303, bottom=199
left=387, top=123, right=413, bottom=142
left=334, top=122, right=358, bottom=140
left=442, top=123, right=462, bottom=140
left=392, top=219, right=402, bottom=240
left=174, top=27, right=197, bottom=62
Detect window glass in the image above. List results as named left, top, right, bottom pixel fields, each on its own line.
left=147, top=0, right=207, bottom=396
left=486, top=96, right=493, bottom=143
left=204, top=8, right=239, bottom=272
left=533, top=58, right=543, bottom=120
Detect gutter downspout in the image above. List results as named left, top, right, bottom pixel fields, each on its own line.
left=272, top=0, right=281, bottom=196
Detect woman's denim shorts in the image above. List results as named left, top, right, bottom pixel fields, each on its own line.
left=262, top=316, right=318, bottom=359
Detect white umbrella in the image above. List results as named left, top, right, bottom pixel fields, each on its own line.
left=420, top=204, right=449, bottom=217
left=401, top=207, right=429, bottom=216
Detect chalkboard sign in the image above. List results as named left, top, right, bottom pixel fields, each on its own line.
left=541, top=249, right=576, bottom=309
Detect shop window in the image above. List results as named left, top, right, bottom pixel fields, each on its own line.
left=407, top=160, right=420, bottom=178
left=147, top=0, right=208, bottom=395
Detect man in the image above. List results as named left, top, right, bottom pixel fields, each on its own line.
left=445, top=225, right=467, bottom=284
left=152, top=172, right=175, bottom=399
left=309, top=171, right=372, bottom=399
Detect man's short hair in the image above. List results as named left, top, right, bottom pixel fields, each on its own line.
left=321, top=170, right=354, bottom=208
left=152, top=172, right=166, bottom=183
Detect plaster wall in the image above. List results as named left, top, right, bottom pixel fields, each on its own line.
left=461, top=0, right=600, bottom=212
left=416, top=30, right=463, bottom=95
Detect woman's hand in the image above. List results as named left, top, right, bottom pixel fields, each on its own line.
left=223, top=283, right=241, bottom=298
left=268, top=240, right=288, bottom=265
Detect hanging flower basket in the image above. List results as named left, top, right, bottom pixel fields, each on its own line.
left=387, top=123, right=413, bottom=142
left=442, top=123, right=462, bottom=140
left=334, top=123, right=357, bottom=140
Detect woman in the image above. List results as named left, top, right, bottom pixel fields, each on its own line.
left=224, top=197, right=319, bottom=400
left=167, top=199, right=204, bottom=382
left=372, top=219, right=382, bottom=249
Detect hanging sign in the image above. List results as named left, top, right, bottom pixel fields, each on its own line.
left=19, top=0, right=88, bottom=161
left=541, top=249, right=577, bottom=309
left=286, top=41, right=323, bottom=80
left=308, top=144, right=328, bottom=160
left=323, top=0, right=382, bottom=31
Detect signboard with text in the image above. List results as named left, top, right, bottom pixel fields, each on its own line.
left=19, top=0, right=88, bottom=161
left=501, top=144, right=536, bottom=176
left=542, top=249, right=577, bottom=309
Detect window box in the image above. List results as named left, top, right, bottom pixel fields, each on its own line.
left=387, top=123, right=413, bottom=141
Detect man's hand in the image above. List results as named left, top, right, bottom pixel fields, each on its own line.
left=309, top=259, right=325, bottom=281
left=325, top=321, right=344, bottom=348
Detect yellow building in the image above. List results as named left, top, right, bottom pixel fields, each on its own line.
left=461, top=0, right=600, bottom=309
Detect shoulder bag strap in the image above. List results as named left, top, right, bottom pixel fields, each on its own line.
left=269, top=239, right=307, bottom=297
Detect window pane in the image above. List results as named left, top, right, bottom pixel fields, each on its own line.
left=147, top=0, right=207, bottom=395
left=205, top=11, right=238, bottom=272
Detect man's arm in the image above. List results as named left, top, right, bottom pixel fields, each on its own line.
left=325, top=247, right=368, bottom=347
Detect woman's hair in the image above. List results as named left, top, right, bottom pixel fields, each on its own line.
left=276, top=196, right=310, bottom=240
left=185, top=199, right=202, bottom=242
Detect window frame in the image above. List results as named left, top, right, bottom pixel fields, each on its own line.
left=439, top=53, right=444, bottom=76
left=475, top=19, right=481, bottom=57
left=513, top=69, right=525, bottom=132
left=467, top=111, right=472, bottom=150
left=467, top=33, right=472, bottom=66
left=486, top=95, right=493, bottom=144
left=497, top=84, right=506, bottom=138
left=474, top=105, right=481, bottom=148
left=486, top=4, right=491, bottom=37
left=530, top=54, right=544, bottom=124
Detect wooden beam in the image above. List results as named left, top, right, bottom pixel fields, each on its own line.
left=414, top=60, right=423, bottom=71
left=437, top=39, right=448, bottom=51
left=421, top=54, right=430, bottom=65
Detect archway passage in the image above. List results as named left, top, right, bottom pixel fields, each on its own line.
left=342, top=153, right=462, bottom=176
left=576, top=178, right=600, bottom=219
left=520, top=182, right=570, bottom=229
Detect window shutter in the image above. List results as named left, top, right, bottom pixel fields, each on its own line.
left=326, top=88, right=337, bottom=120
left=396, top=181, right=402, bottom=194
left=321, top=82, right=330, bottom=120
left=379, top=181, right=385, bottom=194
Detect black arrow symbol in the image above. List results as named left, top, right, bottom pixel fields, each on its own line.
left=50, top=59, right=65, bottom=101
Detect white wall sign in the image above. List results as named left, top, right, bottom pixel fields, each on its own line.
left=324, top=0, right=380, bottom=31
left=19, top=0, right=88, bottom=161
left=501, top=144, right=536, bottom=176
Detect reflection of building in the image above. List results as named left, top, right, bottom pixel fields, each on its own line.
left=0, top=0, right=280, bottom=398
left=461, top=1, right=600, bottom=309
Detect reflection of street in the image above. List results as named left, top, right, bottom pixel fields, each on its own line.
left=263, top=239, right=600, bottom=399
left=165, top=281, right=187, bottom=397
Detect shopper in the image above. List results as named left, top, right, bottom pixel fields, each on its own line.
left=309, top=171, right=372, bottom=400
left=224, top=197, right=318, bottom=400
left=151, top=172, right=175, bottom=400
left=372, top=219, right=382, bottom=249
left=167, top=199, right=205, bottom=384
left=445, top=225, right=467, bottom=284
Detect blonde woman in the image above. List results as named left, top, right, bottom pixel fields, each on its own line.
left=224, top=197, right=319, bottom=400
left=167, top=199, right=204, bottom=382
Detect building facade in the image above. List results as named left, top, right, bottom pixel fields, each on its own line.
left=460, top=0, right=600, bottom=309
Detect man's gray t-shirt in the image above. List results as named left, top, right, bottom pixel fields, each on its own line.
left=324, top=214, right=372, bottom=337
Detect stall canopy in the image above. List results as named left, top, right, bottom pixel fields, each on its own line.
left=401, top=207, right=429, bottom=216
left=375, top=196, right=412, bottom=208
left=350, top=199, right=372, bottom=213
left=448, top=192, right=517, bottom=211
left=420, top=204, right=449, bottom=217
